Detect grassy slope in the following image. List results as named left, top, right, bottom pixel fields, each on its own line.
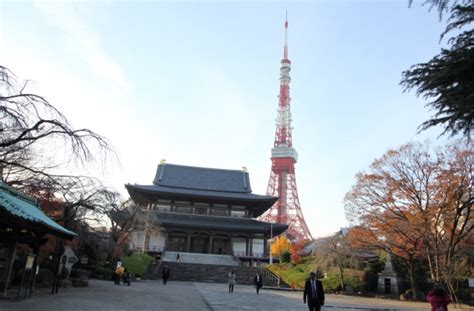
left=266, top=256, right=364, bottom=291
left=266, top=256, right=317, bottom=288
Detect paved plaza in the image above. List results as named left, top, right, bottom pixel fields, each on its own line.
left=0, top=279, right=467, bottom=311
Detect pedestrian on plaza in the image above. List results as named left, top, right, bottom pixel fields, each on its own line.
left=228, top=271, right=236, bottom=293
left=114, top=265, right=125, bottom=285
left=162, top=264, right=171, bottom=285
left=176, top=253, right=180, bottom=262
left=427, top=286, right=451, bottom=311
left=303, top=272, right=325, bottom=311
left=122, top=267, right=131, bottom=286
left=254, top=272, right=263, bottom=294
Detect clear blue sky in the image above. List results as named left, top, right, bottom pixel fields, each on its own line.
left=0, top=1, right=448, bottom=237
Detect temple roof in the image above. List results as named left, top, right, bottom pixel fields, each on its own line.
left=153, top=211, right=288, bottom=236
left=126, top=163, right=278, bottom=217
left=0, top=182, right=76, bottom=239
left=127, top=183, right=274, bottom=202
left=153, top=163, right=252, bottom=193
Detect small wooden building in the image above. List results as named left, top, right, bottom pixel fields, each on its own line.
left=0, top=182, right=76, bottom=299
left=126, top=163, right=287, bottom=263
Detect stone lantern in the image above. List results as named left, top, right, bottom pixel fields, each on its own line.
left=377, top=253, right=402, bottom=296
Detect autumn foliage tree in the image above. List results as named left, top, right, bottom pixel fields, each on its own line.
left=290, top=239, right=308, bottom=264
left=345, top=141, right=473, bottom=298
left=271, top=236, right=292, bottom=262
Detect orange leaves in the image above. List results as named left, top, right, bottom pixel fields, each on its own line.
left=270, top=236, right=308, bottom=264
left=271, top=236, right=292, bottom=257
left=344, top=140, right=473, bottom=286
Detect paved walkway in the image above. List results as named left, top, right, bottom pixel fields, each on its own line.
left=0, top=279, right=470, bottom=311
left=0, top=280, right=209, bottom=311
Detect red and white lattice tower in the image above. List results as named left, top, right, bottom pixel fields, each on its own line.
left=260, top=15, right=313, bottom=241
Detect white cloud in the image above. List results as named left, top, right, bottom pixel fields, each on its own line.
left=33, top=1, right=129, bottom=90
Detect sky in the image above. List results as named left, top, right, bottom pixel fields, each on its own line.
left=0, top=0, right=450, bottom=238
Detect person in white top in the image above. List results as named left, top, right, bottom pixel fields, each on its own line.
left=228, top=271, right=236, bottom=293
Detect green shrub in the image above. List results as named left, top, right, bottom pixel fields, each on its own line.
left=280, top=251, right=291, bottom=263
left=120, top=252, right=154, bottom=277
left=321, top=272, right=341, bottom=292
left=89, top=265, right=114, bottom=280
left=403, top=289, right=415, bottom=299
left=321, top=268, right=364, bottom=293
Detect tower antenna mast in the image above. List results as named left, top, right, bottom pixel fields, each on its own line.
left=260, top=14, right=313, bottom=241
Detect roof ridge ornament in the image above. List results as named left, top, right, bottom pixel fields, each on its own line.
left=158, top=160, right=166, bottom=182
left=241, top=167, right=248, bottom=189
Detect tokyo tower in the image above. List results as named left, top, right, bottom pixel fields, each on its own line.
left=260, top=15, right=313, bottom=241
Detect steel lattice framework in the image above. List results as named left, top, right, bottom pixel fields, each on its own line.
left=259, top=16, right=313, bottom=241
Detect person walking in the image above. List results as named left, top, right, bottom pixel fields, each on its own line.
left=254, top=272, right=263, bottom=294
left=162, top=264, right=170, bottom=285
left=122, top=267, right=131, bottom=286
left=228, top=271, right=236, bottom=293
left=114, top=265, right=125, bottom=285
left=176, top=253, right=180, bottom=262
left=427, top=287, right=451, bottom=311
left=303, top=272, right=325, bottom=311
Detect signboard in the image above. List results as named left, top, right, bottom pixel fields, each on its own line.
left=25, top=254, right=36, bottom=270
left=468, top=278, right=474, bottom=288
left=80, top=256, right=88, bottom=265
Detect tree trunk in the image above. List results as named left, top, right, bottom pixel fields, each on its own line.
left=339, top=267, right=345, bottom=292
left=408, top=264, right=418, bottom=298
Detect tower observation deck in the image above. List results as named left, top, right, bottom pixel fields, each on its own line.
left=259, top=15, right=313, bottom=242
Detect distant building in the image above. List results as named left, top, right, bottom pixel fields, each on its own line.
left=308, top=228, right=377, bottom=260
left=125, top=163, right=287, bottom=264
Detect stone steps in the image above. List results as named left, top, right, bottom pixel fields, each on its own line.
left=143, top=261, right=288, bottom=288
left=162, top=251, right=238, bottom=266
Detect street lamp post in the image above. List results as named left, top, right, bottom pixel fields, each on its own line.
left=143, top=203, right=151, bottom=253
left=269, top=223, right=273, bottom=264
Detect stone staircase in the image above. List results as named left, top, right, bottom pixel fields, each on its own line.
left=162, top=251, right=238, bottom=266
left=143, top=261, right=287, bottom=288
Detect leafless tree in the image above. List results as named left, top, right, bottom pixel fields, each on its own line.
left=313, top=231, right=356, bottom=292
left=0, top=65, right=113, bottom=189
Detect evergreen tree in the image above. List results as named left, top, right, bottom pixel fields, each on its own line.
left=402, top=1, right=474, bottom=139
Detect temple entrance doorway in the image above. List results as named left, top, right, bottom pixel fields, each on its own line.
left=190, top=237, right=209, bottom=253
left=168, top=235, right=186, bottom=252
left=212, top=237, right=231, bottom=255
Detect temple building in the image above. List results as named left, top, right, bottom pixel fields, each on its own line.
left=125, top=162, right=287, bottom=263
left=0, top=182, right=76, bottom=299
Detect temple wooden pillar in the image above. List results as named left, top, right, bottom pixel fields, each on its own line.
left=208, top=236, right=213, bottom=254
left=263, top=238, right=268, bottom=257
left=186, top=235, right=191, bottom=252
left=2, top=239, right=18, bottom=297
left=249, top=237, right=253, bottom=257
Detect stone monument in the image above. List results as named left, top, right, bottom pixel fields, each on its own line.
left=377, top=253, right=402, bottom=296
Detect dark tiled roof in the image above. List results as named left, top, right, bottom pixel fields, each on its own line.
left=152, top=164, right=252, bottom=193
left=126, top=184, right=275, bottom=202
left=153, top=211, right=287, bottom=235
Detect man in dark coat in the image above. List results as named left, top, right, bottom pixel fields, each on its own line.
left=162, top=265, right=170, bottom=285
left=254, top=272, right=263, bottom=294
left=303, top=272, right=325, bottom=311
